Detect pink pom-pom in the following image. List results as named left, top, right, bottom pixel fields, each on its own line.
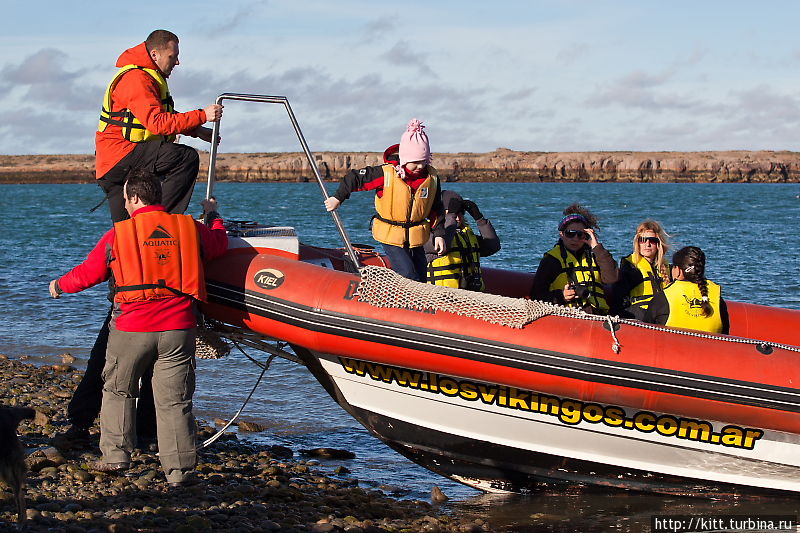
left=406, top=118, right=424, bottom=133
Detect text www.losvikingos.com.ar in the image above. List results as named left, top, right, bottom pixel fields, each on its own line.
left=339, top=357, right=764, bottom=450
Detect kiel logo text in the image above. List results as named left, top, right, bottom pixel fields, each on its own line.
left=254, top=268, right=286, bottom=290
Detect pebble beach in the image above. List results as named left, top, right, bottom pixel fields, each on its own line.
left=0, top=354, right=496, bottom=533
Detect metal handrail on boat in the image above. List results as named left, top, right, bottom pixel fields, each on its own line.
left=205, top=93, right=361, bottom=272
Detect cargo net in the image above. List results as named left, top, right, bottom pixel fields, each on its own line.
left=195, top=319, right=232, bottom=359
left=355, top=265, right=587, bottom=329
left=355, top=266, right=800, bottom=355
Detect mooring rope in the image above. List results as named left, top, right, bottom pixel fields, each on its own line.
left=199, top=341, right=276, bottom=448
left=357, top=265, right=800, bottom=354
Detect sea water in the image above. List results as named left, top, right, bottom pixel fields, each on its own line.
left=1, top=181, right=799, bottom=531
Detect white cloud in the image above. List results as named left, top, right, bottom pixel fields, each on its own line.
left=169, top=62, right=502, bottom=152
left=584, top=68, right=713, bottom=113
left=0, top=106, right=94, bottom=154
left=0, top=48, right=102, bottom=112
left=5, top=1, right=800, bottom=154
left=203, top=0, right=270, bottom=36
left=555, top=42, right=590, bottom=65
left=380, top=41, right=436, bottom=77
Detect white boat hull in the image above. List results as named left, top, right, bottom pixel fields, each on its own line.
left=305, top=350, right=800, bottom=495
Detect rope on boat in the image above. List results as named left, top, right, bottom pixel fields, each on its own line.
left=192, top=264, right=799, bottom=447
left=356, top=265, right=800, bottom=354
left=607, top=316, right=622, bottom=354
left=199, top=346, right=276, bottom=448
left=197, top=323, right=283, bottom=448
left=610, top=316, right=800, bottom=354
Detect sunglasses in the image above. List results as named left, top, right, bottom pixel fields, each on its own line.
left=564, top=230, right=588, bottom=239
left=639, top=236, right=660, bottom=245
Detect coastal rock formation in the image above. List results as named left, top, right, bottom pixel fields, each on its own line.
left=1, top=149, right=797, bottom=183
left=0, top=154, right=95, bottom=183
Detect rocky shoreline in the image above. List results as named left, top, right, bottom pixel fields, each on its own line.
left=0, top=354, right=495, bottom=532
left=1, top=149, right=799, bottom=184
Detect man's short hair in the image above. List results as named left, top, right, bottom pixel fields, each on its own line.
left=145, top=30, right=179, bottom=53
left=125, top=168, right=162, bottom=206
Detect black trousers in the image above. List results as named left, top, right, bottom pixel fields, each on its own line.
left=97, top=140, right=200, bottom=222
left=67, top=310, right=157, bottom=438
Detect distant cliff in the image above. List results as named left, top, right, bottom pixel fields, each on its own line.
left=2, top=149, right=798, bottom=183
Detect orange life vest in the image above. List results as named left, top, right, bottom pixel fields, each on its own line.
left=111, top=211, right=205, bottom=303
left=371, top=164, right=438, bottom=247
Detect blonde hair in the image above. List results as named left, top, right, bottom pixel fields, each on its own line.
left=632, top=219, right=670, bottom=284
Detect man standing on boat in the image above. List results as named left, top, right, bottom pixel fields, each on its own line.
left=96, top=29, right=223, bottom=223
left=54, top=30, right=222, bottom=450
left=49, top=169, right=228, bottom=486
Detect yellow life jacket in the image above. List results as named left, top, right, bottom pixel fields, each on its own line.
left=427, top=225, right=484, bottom=290
left=111, top=211, right=205, bottom=303
left=98, top=65, right=176, bottom=143
left=663, top=280, right=723, bottom=333
left=622, top=253, right=666, bottom=310
left=372, top=164, right=438, bottom=247
left=545, top=243, right=609, bottom=313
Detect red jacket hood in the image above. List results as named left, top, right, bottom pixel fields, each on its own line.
left=116, top=42, right=159, bottom=71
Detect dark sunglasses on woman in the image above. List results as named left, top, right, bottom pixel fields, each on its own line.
left=564, top=230, right=588, bottom=239
left=638, top=236, right=660, bottom=245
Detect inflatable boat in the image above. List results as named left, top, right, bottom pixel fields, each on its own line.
left=199, top=94, right=800, bottom=496
left=201, top=225, right=800, bottom=496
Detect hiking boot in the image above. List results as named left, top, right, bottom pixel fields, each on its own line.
left=51, top=425, right=90, bottom=449
left=166, top=471, right=198, bottom=488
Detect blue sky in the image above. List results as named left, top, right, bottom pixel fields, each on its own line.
left=2, top=1, right=800, bottom=155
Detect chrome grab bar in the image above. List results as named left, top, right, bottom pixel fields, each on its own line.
left=205, top=93, right=361, bottom=271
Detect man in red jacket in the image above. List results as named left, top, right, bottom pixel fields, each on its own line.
left=50, top=169, right=228, bottom=486
left=96, top=29, right=223, bottom=223
left=56, top=31, right=220, bottom=450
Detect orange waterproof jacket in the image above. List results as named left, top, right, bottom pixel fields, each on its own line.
left=58, top=205, right=228, bottom=332
left=111, top=210, right=205, bottom=303
left=95, top=42, right=206, bottom=178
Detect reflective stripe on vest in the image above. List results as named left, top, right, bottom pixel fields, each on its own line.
left=427, top=225, right=484, bottom=290
left=623, top=254, right=666, bottom=310
left=663, top=280, right=723, bottom=333
left=98, top=65, right=176, bottom=143
left=545, top=243, right=609, bottom=312
left=372, top=164, right=438, bottom=247
left=111, top=211, right=205, bottom=303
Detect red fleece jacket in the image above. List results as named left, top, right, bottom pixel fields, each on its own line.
left=95, top=42, right=207, bottom=179
left=58, top=206, right=228, bottom=332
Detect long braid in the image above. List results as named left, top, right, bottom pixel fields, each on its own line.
left=694, top=275, right=713, bottom=317
left=674, top=246, right=714, bottom=317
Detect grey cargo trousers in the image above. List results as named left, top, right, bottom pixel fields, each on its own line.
left=100, top=326, right=197, bottom=484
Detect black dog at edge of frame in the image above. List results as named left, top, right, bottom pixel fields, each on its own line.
left=0, top=406, right=37, bottom=529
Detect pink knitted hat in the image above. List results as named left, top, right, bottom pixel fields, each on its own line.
left=398, top=119, right=431, bottom=165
